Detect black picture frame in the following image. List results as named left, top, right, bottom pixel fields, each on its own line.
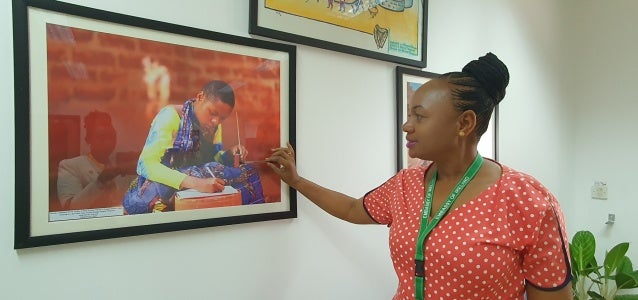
left=395, top=66, right=498, bottom=172
left=249, top=0, right=428, bottom=68
left=13, top=0, right=297, bottom=248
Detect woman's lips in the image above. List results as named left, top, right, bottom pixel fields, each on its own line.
left=406, top=141, right=416, bottom=148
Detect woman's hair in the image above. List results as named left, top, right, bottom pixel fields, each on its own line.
left=201, top=80, right=235, bottom=108
left=439, top=52, right=510, bottom=138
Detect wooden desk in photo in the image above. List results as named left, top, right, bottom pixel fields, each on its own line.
left=174, top=187, right=242, bottom=211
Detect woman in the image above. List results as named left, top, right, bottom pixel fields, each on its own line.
left=266, top=53, right=573, bottom=299
left=123, top=80, right=265, bottom=214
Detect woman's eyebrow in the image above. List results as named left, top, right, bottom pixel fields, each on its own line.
left=411, top=105, right=426, bottom=112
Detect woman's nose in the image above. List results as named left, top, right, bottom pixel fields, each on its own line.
left=402, top=121, right=413, bottom=133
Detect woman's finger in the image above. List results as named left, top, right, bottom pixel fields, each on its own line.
left=266, top=161, right=286, bottom=175
left=266, top=155, right=284, bottom=167
left=274, top=149, right=288, bottom=157
left=286, top=142, right=295, bottom=156
left=266, top=162, right=280, bottom=173
left=271, top=148, right=291, bottom=160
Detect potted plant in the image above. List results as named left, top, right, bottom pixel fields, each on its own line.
left=570, top=230, right=638, bottom=299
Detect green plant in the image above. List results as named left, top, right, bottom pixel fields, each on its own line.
left=570, top=230, right=638, bottom=300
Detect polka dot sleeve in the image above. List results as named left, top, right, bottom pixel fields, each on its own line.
left=520, top=182, right=572, bottom=289
left=362, top=170, right=407, bottom=226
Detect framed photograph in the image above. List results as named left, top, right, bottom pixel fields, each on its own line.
left=249, top=0, right=428, bottom=68
left=395, top=66, right=498, bottom=172
left=13, top=0, right=297, bottom=248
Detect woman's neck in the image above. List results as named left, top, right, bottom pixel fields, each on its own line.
left=432, top=150, right=479, bottom=182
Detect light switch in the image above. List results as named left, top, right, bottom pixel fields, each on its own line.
left=591, top=181, right=608, bottom=200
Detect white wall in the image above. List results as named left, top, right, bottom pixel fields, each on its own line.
left=425, top=0, right=571, bottom=212
left=425, top=0, right=574, bottom=234
left=561, top=0, right=638, bottom=261
left=1, top=0, right=636, bottom=299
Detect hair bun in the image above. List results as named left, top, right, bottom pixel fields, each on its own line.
left=461, top=52, right=510, bottom=105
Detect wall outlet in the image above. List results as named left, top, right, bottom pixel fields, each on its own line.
left=591, top=181, right=608, bottom=200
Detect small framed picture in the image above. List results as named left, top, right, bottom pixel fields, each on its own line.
left=395, top=66, right=498, bottom=172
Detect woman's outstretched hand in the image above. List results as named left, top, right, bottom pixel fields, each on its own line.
left=266, top=142, right=301, bottom=188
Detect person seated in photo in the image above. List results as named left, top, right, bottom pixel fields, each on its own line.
left=123, top=80, right=266, bottom=214
left=57, top=111, right=136, bottom=210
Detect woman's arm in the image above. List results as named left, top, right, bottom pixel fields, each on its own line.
left=292, top=177, right=375, bottom=224
left=520, top=181, right=573, bottom=300
left=526, top=284, right=573, bottom=300
left=266, top=143, right=375, bottom=224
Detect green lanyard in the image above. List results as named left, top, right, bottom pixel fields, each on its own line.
left=414, top=154, right=483, bottom=300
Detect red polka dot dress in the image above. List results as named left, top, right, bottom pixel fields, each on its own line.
left=363, top=163, right=572, bottom=300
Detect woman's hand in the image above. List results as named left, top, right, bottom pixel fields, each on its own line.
left=229, top=144, right=248, bottom=161
left=266, top=142, right=301, bottom=188
left=181, top=176, right=226, bottom=193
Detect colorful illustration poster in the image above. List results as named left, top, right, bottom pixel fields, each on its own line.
left=253, top=0, right=426, bottom=66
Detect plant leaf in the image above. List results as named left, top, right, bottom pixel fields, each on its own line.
left=589, top=290, right=604, bottom=299
left=614, top=295, right=638, bottom=300
left=616, top=271, right=638, bottom=290
left=618, top=257, right=634, bottom=274
left=605, top=243, right=629, bottom=276
left=572, top=231, right=597, bottom=275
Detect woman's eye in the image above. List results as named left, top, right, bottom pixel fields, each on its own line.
left=407, top=112, right=425, bottom=121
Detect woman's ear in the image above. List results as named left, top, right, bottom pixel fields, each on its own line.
left=457, top=110, right=477, bottom=137
left=194, top=91, right=205, bottom=102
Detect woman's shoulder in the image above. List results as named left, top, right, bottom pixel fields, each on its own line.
left=399, top=164, right=429, bottom=177
left=388, top=165, right=428, bottom=188
left=496, top=164, right=556, bottom=210
left=499, top=164, right=548, bottom=190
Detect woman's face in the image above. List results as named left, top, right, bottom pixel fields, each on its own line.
left=402, top=79, right=461, bottom=160
left=193, top=93, right=233, bottom=133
